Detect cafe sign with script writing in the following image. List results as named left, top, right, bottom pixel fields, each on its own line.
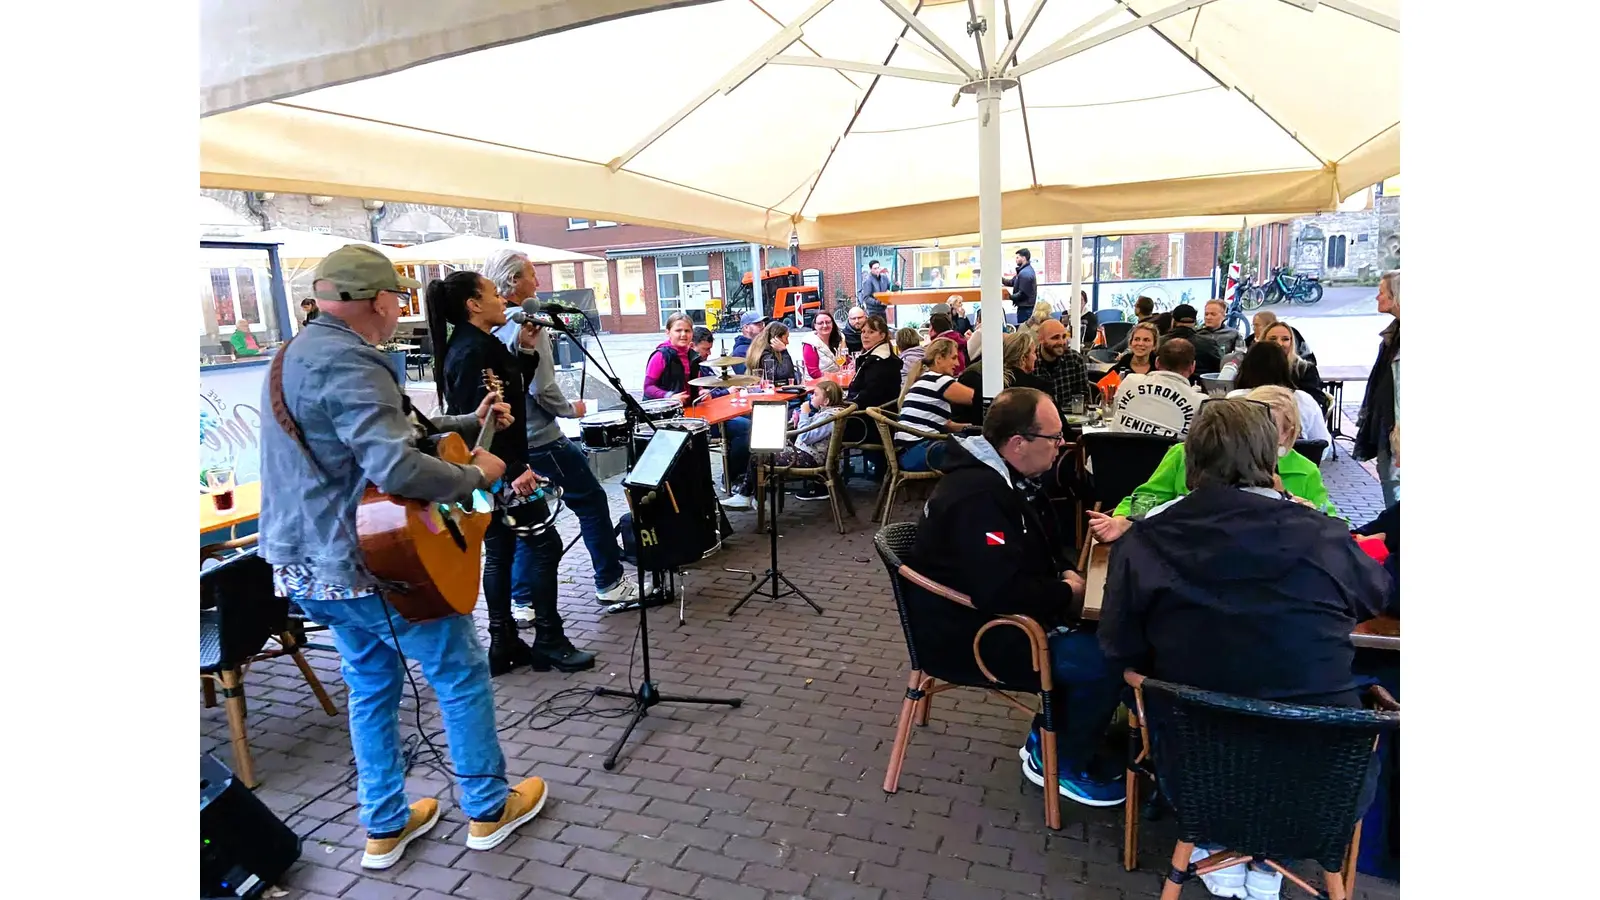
left=200, top=365, right=266, bottom=486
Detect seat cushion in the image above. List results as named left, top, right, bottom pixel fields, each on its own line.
left=200, top=609, right=223, bottom=673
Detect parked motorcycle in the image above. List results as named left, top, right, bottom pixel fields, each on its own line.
left=1262, top=265, right=1324, bottom=305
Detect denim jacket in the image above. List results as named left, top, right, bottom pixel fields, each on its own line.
left=258, top=314, right=485, bottom=590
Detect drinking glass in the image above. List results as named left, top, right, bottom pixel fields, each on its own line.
left=1068, top=396, right=1086, bottom=416
left=1128, top=491, right=1160, bottom=519
left=205, top=465, right=237, bottom=512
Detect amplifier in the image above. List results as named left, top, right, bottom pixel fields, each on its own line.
left=201, top=754, right=301, bottom=898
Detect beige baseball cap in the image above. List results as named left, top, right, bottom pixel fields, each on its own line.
left=311, top=245, right=420, bottom=301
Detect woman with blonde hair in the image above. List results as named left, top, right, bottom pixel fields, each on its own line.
left=896, top=338, right=976, bottom=471
left=1112, top=321, right=1160, bottom=378
left=1087, top=384, right=1340, bottom=543
left=1259, top=320, right=1326, bottom=408
left=745, top=321, right=797, bottom=385
left=1022, top=300, right=1054, bottom=331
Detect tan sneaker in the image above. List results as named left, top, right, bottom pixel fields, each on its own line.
left=465, top=776, right=547, bottom=851
left=361, top=798, right=440, bottom=870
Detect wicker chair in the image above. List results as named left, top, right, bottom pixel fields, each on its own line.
left=1123, top=671, right=1399, bottom=900
left=873, top=524, right=1062, bottom=830
left=201, top=543, right=338, bottom=788
left=754, top=403, right=858, bottom=534
left=863, top=408, right=952, bottom=525
left=836, top=401, right=894, bottom=481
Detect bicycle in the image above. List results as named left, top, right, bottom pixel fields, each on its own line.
left=1262, top=265, right=1324, bottom=305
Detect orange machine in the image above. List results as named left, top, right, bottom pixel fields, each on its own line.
left=740, top=266, right=821, bottom=326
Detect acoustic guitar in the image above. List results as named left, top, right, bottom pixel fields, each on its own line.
left=357, top=370, right=503, bottom=622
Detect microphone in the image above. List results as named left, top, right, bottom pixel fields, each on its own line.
left=506, top=305, right=562, bottom=330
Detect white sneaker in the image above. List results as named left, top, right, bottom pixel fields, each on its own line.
left=511, top=605, right=535, bottom=625
left=596, top=578, right=638, bottom=605
left=1245, top=866, right=1282, bottom=900
left=1189, top=848, right=1248, bottom=899
left=721, top=492, right=753, bottom=510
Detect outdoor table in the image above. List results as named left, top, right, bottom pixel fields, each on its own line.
left=1318, top=364, right=1370, bottom=451
left=1080, top=536, right=1401, bottom=651
left=201, top=480, right=262, bottom=535
left=683, top=392, right=787, bottom=426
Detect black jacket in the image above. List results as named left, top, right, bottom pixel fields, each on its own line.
left=750, top=347, right=797, bottom=385
left=1002, top=263, right=1037, bottom=312
left=440, top=322, right=539, bottom=479
left=908, top=438, right=1078, bottom=627
left=1293, top=359, right=1329, bottom=412
left=1353, top=320, right=1399, bottom=460
left=651, top=344, right=705, bottom=401
left=839, top=319, right=864, bottom=354
left=846, top=344, right=900, bottom=409
left=1098, top=486, right=1389, bottom=708
left=1160, top=324, right=1222, bottom=376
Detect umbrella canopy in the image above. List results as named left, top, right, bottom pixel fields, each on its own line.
left=901, top=212, right=1299, bottom=248
left=385, top=235, right=603, bottom=265
left=200, top=0, right=1397, bottom=248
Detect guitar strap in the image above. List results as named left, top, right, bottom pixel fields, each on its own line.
left=267, top=335, right=329, bottom=481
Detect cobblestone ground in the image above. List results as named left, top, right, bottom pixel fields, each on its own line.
left=205, top=432, right=1399, bottom=900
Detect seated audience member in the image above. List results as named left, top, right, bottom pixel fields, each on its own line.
left=1259, top=321, right=1327, bottom=410
left=1159, top=304, right=1222, bottom=376
left=746, top=321, right=797, bottom=385
left=1022, top=300, right=1054, bottom=332
left=839, top=305, right=868, bottom=355
left=1034, top=319, right=1091, bottom=414
left=927, top=312, right=968, bottom=374
left=909, top=388, right=1125, bottom=807
left=1108, top=338, right=1205, bottom=438
left=1355, top=502, right=1400, bottom=614
left=1111, top=321, right=1160, bottom=378
left=1195, top=299, right=1242, bottom=356
left=1246, top=309, right=1317, bottom=364
left=1108, top=296, right=1158, bottom=353
left=949, top=330, right=1049, bottom=426
left=1229, top=342, right=1332, bottom=452
left=1097, top=397, right=1389, bottom=900
left=692, top=326, right=730, bottom=398
left=729, top=311, right=768, bottom=374
left=798, top=310, right=847, bottom=379
left=230, top=317, right=264, bottom=357
left=896, top=338, right=977, bottom=471
left=844, top=315, right=900, bottom=410
left=645, top=313, right=752, bottom=506
left=723, top=381, right=849, bottom=508
left=948, top=298, right=974, bottom=336
left=896, top=327, right=926, bottom=383
left=1090, top=385, right=1340, bottom=541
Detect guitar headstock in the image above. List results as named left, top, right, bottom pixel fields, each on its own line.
left=482, top=369, right=504, bottom=401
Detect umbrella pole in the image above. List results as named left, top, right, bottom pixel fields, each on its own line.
left=977, top=3, right=1004, bottom=405
left=1069, top=224, right=1084, bottom=349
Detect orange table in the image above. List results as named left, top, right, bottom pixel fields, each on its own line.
left=200, top=480, right=262, bottom=534
left=683, top=392, right=787, bottom=426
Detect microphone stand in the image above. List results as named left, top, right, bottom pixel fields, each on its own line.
left=540, top=318, right=742, bottom=770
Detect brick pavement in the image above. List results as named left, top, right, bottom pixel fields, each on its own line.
left=204, top=447, right=1399, bottom=900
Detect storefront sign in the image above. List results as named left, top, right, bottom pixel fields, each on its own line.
left=200, top=363, right=267, bottom=486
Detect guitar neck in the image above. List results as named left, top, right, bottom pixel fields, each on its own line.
left=476, top=400, right=499, bottom=451
left=476, top=367, right=504, bottom=453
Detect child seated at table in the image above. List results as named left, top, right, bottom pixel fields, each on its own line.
left=722, top=381, right=849, bottom=508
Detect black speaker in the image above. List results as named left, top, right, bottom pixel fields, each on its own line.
left=625, top=428, right=715, bottom=571
left=201, top=754, right=301, bottom=899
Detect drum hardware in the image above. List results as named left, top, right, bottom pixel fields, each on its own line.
left=702, top=356, right=747, bottom=369
left=689, top=373, right=760, bottom=389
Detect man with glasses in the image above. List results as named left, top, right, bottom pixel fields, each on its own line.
left=909, top=387, right=1126, bottom=808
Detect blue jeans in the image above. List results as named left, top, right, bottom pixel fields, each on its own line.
left=1042, top=629, right=1124, bottom=772
left=517, top=437, right=622, bottom=593
left=291, top=595, right=507, bottom=833
left=718, top=416, right=752, bottom=492
left=898, top=439, right=939, bottom=472
left=1376, top=443, right=1399, bottom=507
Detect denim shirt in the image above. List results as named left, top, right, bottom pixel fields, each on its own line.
left=258, top=314, right=485, bottom=590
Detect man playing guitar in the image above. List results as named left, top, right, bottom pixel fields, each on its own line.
left=426, top=269, right=597, bottom=675
left=259, top=245, right=549, bottom=871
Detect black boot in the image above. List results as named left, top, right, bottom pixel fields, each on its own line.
left=487, top=623, right=538, bottom=678
left=529, top=607, right=597, bottom=673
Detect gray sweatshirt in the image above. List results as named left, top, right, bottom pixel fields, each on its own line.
left=494, top=323, right=580, bottom=449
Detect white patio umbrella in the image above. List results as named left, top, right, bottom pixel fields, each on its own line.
left=385, top=235, right=603, bottom=265
left=200, top=0, right=1398, bottom=396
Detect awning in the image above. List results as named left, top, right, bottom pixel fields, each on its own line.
left=605, top=241, right=753, bottom=260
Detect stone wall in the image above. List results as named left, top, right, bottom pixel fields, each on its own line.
left=1289, top=196, right=1401, bottom=283
left=200, top=190, right=503, bottom=242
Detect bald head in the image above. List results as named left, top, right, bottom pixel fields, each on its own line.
left=1037, top=318, right=1068, bottom=361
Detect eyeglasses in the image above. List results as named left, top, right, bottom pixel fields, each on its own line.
left=1021, top=430, right=1067, bottom=444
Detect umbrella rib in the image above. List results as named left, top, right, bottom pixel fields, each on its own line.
left=795, top=1, right=929, bottom=221
left=874, top=0, right=980, bottom=79
left=997, top=0, right=1051, bottom=74
left=1335, top=122, right=1398, bottom=166
left=1013, top=0, right=1219, bottom=78
left=748, top=0, right=863, bottom=90
left=1003, top=0, right=1041, bottom=188
left=1112, top=1, right=1326, bottom=167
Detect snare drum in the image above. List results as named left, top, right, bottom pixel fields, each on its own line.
left=639, top=398, right=684, bottom=420
left=578, top=411, right=630, bottom=449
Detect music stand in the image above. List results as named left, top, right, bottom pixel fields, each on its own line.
left=729, top=401, right=823, bottom=616
left=594, top=428, right=742, bottom=770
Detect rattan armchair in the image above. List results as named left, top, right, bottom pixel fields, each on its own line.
left=874, top=524, right=1062, bottom=830
left=1123, top=670, right=1399, bottom=900
left=754, top=403, right=858, bottom=534
left=863, top=408, right=953, bottom=525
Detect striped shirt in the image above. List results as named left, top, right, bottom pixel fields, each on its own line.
left=898, top=372, right=955, bottom=444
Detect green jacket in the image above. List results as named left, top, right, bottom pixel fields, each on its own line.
left=1112, top=443, right=1343, bottom=520
left=229, top=329, right=261, bottom=357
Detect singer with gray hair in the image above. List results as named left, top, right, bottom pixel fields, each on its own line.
left=487, top=249, right=639, bottom=609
